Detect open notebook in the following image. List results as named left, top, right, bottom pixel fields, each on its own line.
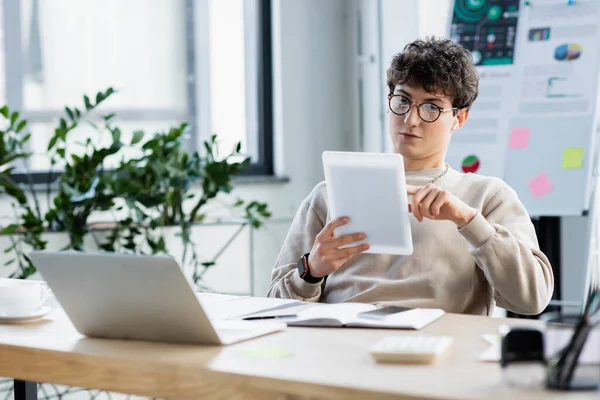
left=264, top=303, right=445, bottom=330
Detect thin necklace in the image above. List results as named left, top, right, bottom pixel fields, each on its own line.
left=430, top=164, right=449, bottom=184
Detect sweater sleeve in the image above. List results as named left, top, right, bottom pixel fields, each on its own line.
left=458, top=186, right=554, bottom=315
left=266, top=200, right=326, bottom=301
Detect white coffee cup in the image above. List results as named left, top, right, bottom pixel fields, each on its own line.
left=0, top=278, right=50, bottom=317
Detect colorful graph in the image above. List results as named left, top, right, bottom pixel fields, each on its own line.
left=528, top=27, right=550, bottom=42
left=451, top=0, right=520, bottom=66
left=461, top=155, right=481, bottom=173
left=554, top=43, right=582, bottom=61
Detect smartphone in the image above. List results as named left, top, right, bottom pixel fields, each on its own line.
left=358, top=306, right=412, bottom=320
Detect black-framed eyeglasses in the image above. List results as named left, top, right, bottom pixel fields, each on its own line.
left=388, top=94, right=458, bottom=123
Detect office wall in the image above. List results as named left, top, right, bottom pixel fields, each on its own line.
left=358, top=0, right=420, bottom=154
left=0, top=0, right=360, bottom=296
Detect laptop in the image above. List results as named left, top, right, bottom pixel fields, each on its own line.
left=29, top=251, right=286, bottom=345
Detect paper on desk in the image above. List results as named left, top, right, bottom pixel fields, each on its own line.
left=479, top=334, right=501, bottom=362
left=196, top=292, right=249, bottom=305
left=242, top=302, right=317, bottom=319
left=201, top=296, right=300, bottom=320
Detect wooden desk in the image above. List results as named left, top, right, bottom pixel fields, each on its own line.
left=0, top=309, right=597, bottom=400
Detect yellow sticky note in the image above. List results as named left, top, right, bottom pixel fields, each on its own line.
left=562, top=148, right=584, bottom=169
left=237, top=347, right=293, bottom=359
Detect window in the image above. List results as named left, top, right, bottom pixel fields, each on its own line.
left=199, top=0, right=273, bottom=174
left=2, top=0, right=273, bottom=182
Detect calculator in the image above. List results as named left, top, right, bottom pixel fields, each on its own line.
left=369, top=335, right=453, bottom=364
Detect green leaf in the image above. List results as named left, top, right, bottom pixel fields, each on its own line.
left=55, top=127, right=66, bottom=140
left=103, top=113, right=116, bottom=121
left=65, top=107, right=74, bottom=120
left=235, top=141, right=242, bottom=153
left=2, top=224, right=18, bottom=235
left=10, top=111, right=19, bottom=126
left=16, top=120, right=27, bottom=133
left=2, top=152, right=30, bottom=165
left=204, top=142, right=213, bottom=156
left=20, top=133, right=31, bottom=144
left=84, top=95, right=93, bottom=110
left=59, top=118, right=68, bottom=132
left=4, top=243, right=16, bottom=253
left=0, top=165, right=16, bottom=175
left=48, top=135, right=58, bottom=151
left=195, top=213, right=206, bottom=222
left=0, top=106, right=8, bottom=118
left=96, top=92, right=104, bottom=104
left=111, top=128, right=121, bottom=145
left=4, top=259, right=15, bottom=267
left=131, top=130, right=144, bottom=145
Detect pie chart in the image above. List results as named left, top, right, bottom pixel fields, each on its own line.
left=554, top=43, right=582, bottom=61
left=462, top=155, right=480, bottom=173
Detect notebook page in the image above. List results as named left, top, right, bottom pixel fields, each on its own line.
left=293, top=302, right=376, bottom=324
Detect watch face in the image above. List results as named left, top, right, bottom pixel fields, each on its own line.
left=297, top=256, right=307, bottom=278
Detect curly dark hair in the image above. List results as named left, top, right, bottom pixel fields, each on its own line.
left=386, top=37, right=479, bottom=110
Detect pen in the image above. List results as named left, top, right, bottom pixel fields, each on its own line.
left=244, top=315, right=297, bottom=321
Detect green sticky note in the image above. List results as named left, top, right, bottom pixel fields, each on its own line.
left=562, top=148, right=584, bottom=169
left=237, top=347, right=293, bottom=359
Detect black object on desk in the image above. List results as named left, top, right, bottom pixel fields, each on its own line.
left=501, top=327, right=546, bottom=368
left=545, top=297, right=600, bottom=391
left=500, top=327, right=547, bottom=388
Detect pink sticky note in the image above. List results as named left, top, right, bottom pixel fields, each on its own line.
left=529, top=173, right=553, bottom=199
left=509, top=128, right=531, bottom=149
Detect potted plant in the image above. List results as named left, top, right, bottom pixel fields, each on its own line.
left=0, top=88, right=271, bottom=284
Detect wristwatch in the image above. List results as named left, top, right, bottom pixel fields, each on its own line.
left=297, top=253, right=323, bottom=284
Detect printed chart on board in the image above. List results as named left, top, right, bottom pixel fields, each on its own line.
left=448, top=0, right=600, bottom=216
left=447, top=0, right=521, bottom=179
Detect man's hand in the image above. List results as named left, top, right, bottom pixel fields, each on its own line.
left=407, top=184, right=477, bottom=228
left=307, top=217, right=369, bottom=278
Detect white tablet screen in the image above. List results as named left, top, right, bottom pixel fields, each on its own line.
left=323, top=151, right=413, bottom=255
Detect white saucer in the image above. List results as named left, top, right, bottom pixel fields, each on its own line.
left=0, top=306, right=52, bottom=324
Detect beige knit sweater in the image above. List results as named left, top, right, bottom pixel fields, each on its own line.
left=267, top=166, right=554, bottom=316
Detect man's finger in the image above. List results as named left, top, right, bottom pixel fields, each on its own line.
left=412, top=185, right=433, bottom=221
left=319, top=216, right=350, bottom=239
left=430, top=191, right=449, bottom=216
left=412, top=196, right=421, bottom=221
left=406, top=184, right=421, bottom=195
left=420, top=189, right=440, bottom=218
left=334, top=243, right=370, bottom=260
left=326, top=232, right=366, bottom=249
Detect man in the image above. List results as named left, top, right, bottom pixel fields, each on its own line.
left=267, top=37, right=553, bottom=316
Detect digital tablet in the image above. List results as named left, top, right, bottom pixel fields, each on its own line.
left=322, top=151, right=413, bottom=255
